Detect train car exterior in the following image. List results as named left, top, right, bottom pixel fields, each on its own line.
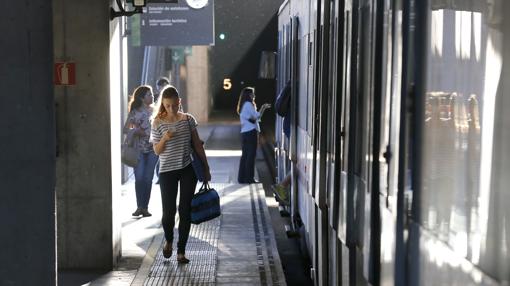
left=275, top=0, right=510, bottom=285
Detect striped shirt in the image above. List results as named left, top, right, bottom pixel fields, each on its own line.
left=150, top=114, right=198, bottom=173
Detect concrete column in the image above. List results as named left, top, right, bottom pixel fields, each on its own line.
left=0, top=2, right=56, bottom=285
left=186, top=46, right=211, bottom=123
left=53, top=0, right=121, bottom=269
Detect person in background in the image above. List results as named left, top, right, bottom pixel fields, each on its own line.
left=236, top=87, right=271, bottom=184
left=154, top=77, right=170, bottom=184
left=123, top=85, right=158, bottom=217
left=151, top=85, right=211, bottom=264
left=154, top=77, right=170, bottom=105
left=272, top=80, right=292, bottom=205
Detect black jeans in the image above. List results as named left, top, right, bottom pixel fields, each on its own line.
left=159, top=164, right=198, bottom=254
left=238, top=129, right=258, bottom=183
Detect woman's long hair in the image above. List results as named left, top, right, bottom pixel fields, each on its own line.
left=237, top=87, right=255, bottom=115
left=128, top=85, right=152, bottom=112
left=153, top=85, right=180, bottom=120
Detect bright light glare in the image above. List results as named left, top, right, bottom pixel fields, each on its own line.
left=381, top=211, right=395, bottom=262
left=205, top=149, right=242, bottom=157
left=478, top=32, right=503, bottom=258
left=474, top=13, right=482, bottom=61
left=455, top=11, right=473, bottom=59
left=461, top=12, right=472, bottom=59
left=431, top=10, right=444, bottom=57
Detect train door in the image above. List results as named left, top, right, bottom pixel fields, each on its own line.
left=376, top=0, right=406, bottom=285
left=327, top=0, right=346, bottom=285
left=344, top=0, right=377, bottom=284
left=308, top=0, right=324, bottom=284
left=289, top=15, right=301, bottom=234
left=316, top=0, right=336, bottom=285
left=275, top=23, right=288, bottom=185
left=337, top=0, right=355, bottom=285
left=316, top=0, right=334, bottom=285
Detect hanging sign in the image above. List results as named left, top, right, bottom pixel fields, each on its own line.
left=137, top=0, right=214, bottom=46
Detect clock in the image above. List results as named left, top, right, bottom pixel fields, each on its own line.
left=186, top=0, right=208, bottom=9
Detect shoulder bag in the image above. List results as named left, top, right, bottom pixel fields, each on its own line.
left=191, top=183, right=221, bottom=224
left=187, top=115, right=205, bottom=181
left=121, top=129, right=140, bottom=167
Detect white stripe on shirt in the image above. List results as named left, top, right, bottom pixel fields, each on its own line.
left=150, top=114, right=198, bottom=173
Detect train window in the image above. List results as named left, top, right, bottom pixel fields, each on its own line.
left=384, top=0, right=403, bottom=201
left=278, top=30, right=283, bottom=90
left=308, top=40, right=313, bottom=66
left=286, top=23, right=291, bottom=82
left=340, top=11, right=351, bottom=172
left=378, top=3, right=391, bottom=196
left=419, top=1, right=510, bottom=282
left=353, top=2, right=373, bottom=183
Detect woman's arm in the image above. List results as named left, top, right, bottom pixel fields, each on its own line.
left=123, top=113, right=133, bottom=134
left=124, top=112, right=146, bottom=136
left=257, top=104, right=271, bottom=119
left=191, top=129, right=211, bottom=182
left=153, top=124, right=173, bottom=155
left=138, top=115, right=152, bottom=137
left=153, top=133, right=171, bottom=155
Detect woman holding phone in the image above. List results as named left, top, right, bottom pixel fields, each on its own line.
left=151, top=85, right=211, bottom=263
left=236, top=87, right=270, bottom=184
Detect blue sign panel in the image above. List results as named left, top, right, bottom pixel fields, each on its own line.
left=139, top=0, right=214, bottom=46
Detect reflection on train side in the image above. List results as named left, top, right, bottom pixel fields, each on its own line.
left=421, top=86, right=510, bottom=282
left=423, top=91, right=483, bottom=255
left=425, top=92, right=480, bottom=132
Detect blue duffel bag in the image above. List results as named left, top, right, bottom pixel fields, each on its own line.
left=191, top=183, right=221, bottom=224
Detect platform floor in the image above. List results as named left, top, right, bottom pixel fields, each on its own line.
left=58, top=124, right=288, bottom=286
left=130, top=183, right=286, bottom=286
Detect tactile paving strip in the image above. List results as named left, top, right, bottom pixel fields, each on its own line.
left=143, top=183, right=228, bottom=286
left=250, top=185, right=280, bottom=286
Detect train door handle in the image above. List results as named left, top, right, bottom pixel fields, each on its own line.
left=382, top=147, right=392, bottom=163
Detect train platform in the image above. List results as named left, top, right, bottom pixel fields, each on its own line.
left=59, top=123, right=291, bottom=286
left=130, top=182, right=285, bottom=286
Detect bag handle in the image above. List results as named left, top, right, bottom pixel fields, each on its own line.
left=186, top=115, right=195, bottom=147
left=123, top=129, right=137, bottom=147
left=187, top=115, right=204, bottom=146
left=196, top=182, right=210, bottom=195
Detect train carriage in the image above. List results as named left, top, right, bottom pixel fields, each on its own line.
left=274, top=0, right=510, bottom=285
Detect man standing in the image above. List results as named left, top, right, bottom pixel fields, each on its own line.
left=154, top=77, right=170, bottom=104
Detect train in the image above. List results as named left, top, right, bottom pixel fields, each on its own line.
left=273, top=0, right=510, bottom=285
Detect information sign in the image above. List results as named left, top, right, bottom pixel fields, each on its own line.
left=138, top=1, right=214, bottom=46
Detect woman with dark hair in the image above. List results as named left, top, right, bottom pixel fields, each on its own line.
left=151, top=85, right=211, bottom=263
left=236, top=87, right=270, bottom=184
left=123, top=85, right=158, bottom=217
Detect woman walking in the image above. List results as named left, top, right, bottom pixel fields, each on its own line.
left=123, top=85, right=158, bottom=217
left=236, top=87, right=270, bottom=184
left=151, top=85, right=211, bottom=263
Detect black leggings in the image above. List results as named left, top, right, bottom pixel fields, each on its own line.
left=159, top=164, right=198, bottom=254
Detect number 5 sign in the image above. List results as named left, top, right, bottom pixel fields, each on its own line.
left=223, top=78, right=232, bottom=90
left=54, top=62, right=76, bottom=85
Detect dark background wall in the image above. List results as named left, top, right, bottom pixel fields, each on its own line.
left=211, top=0, right=283, bottom=135
left=0, top=1, right=56, bottom=285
